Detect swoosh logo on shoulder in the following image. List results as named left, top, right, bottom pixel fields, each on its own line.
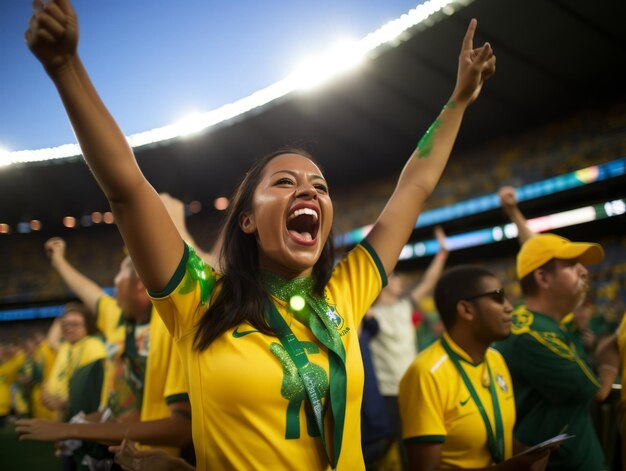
left=232, top=326, right=260, bottom=338
left=460, top=396, right=471, bottom=406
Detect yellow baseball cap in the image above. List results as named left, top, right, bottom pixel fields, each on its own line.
left=516, top=233, right=604, bottom=279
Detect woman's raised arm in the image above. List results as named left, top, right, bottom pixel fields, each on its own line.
left=26, top=0, right=184, bottom=291
left=365, top=19, right=496, bottom=276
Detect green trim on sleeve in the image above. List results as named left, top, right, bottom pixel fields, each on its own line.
left=404, top=435, right=446, bottom=444
left=165, top=392, right=190, bottom=405
left=359, top=239, right=388, bottom=287
left=148, top=243, right=190, bottom=298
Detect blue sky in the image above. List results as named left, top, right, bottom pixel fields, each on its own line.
left=1, top=0, right=421, bottom=152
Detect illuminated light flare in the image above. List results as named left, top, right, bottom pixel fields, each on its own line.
left=289, top=295, right=306, bottom=312
left=4, top=0, right=464, bottom=166
left=63, top=216, right=76, bottom=228
left=575, top=166, right=599, bottom=183
left=291, top=39, right=367, bottom=92
left=214, top=197, right=228, bottom=211
left=189, top=200, right=203, bottom=214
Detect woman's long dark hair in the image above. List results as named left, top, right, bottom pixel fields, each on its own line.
left=193, top=148, right=335, bottom=351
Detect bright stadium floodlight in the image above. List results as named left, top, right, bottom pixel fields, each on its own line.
left=0, top=147, right=9, bottom=168
left=291, top=38, right=366, bottom=92
left=5, top=0, right=466, bottom=167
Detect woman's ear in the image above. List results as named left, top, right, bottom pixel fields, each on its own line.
left=239, top=212, right=256, bottom=234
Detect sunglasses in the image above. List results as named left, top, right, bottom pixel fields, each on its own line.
left=464, top=288, right=506, bottom=304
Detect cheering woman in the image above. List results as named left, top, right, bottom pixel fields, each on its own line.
left=24, top=1, right=495, bottom=468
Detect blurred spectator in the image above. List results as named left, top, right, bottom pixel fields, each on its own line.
left=14, top=334, right=42, bottom=418
left=359, top=316, right=392, bottom=470
left=31, top=319, right=63, bottom=420
left=367, top=227, right=449, bottom=469
left=15, top=194, right=207, bottom=466
left=415, top=297, right=444, bottom=350
left=42, top=303, right=106, bottom=422
left=0, top=341, right=24, bottom=427
left=495, top=234, right=616, bottom=470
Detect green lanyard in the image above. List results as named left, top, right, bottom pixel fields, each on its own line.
left=440, top=337, right=504, bottom=464
left=265, top=301, right=345, bottom=469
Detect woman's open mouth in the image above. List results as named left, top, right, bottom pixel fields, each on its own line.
left=286, top=206, right=319, bottom=245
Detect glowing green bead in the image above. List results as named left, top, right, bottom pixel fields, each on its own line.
left=289, top=295, right=306, bottom=312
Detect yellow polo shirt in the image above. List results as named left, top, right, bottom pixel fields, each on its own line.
left=399, top=332, right=515, bottom=468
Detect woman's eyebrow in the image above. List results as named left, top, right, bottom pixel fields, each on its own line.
left=270, top=169, right=326, bottom=182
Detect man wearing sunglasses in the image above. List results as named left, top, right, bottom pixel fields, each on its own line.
left=398, top=265, right=550, bottom=470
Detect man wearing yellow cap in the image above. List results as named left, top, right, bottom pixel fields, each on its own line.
left=495, top=233, right=613, bottom=470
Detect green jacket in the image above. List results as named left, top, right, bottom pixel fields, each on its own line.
left=495, top=306, right=604, bottom=471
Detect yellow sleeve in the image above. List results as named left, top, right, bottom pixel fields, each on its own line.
left=326, top=241, right=387, bottom=326
left=163, top=347, right=188, bottom=404
left=96, top=295, right=125, bottom=343
left=149, top=244, right=218, bottom=340
left=398, top=357, right=446, bottom=443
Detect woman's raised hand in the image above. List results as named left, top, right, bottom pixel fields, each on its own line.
left=451, top=19, right=496, bottom=106
left=26, top=0, right=78, bottom=75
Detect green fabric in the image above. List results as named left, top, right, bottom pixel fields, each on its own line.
left=120, top=319, right=149, bottom=412
left=441, top=338, right=504, bottom=463
left=561, top=316, right=600, bottom=369
left=66, top=359, right=105, bottom=420
left=263, top=273, right=348, bottom=468
left=66, top=359, right=107, bottom=471
left=404, top=435, right=445, bottom=444
left=494, top=306, right=604, bottom=470
left=165, top=392, right=190, bottom=405
left=104, top=319, right=149, bottom=419
left=148, top=243, right=190, bottom=298
left=360, top=239, right=388, bottom=287
left=589, top=313, right=619, bottom=337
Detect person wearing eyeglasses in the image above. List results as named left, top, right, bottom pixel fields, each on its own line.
left=364, top=226, right=449, bottom=468
left=41, top=303, right=106, bottom=469
left=398, top=265, right=552, bottom=470
left=42, top=303, right=106, bottom=423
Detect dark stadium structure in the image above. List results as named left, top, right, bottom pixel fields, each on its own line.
left=2, top=0, right=625, bottom=233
